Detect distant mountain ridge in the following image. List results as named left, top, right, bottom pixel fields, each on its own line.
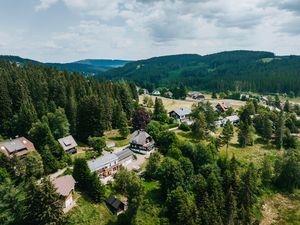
left=101, top=50, right=300, bottom=95
left=0, top=55, right=130, bottom=74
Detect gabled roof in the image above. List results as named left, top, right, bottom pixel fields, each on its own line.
left=58, top=135, right=77, bottom=151
left=52, top=175, right=75, bottom=197
left=216, top=102, right=228, bottom=112
left=88, top=154, right=118, bottom=172
left=116, top=149, right=133, bottom=161
left=130, top=130, right=152, bottom=146
left=0, top=137, right=35, bottom=157
left=170, top=108, right=192, bottom=117
left=107, top=195, right=125, bottom=210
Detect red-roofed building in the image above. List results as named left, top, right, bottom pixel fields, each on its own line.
left=0, top=137, right=36, bottom=158
left=216, top=102, right=228, bottom=113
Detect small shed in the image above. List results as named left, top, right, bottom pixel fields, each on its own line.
left=107, top=195, right=127, bottom=215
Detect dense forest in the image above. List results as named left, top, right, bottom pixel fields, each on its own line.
left=0, top=58, right=299, bottom=225
left=0, top=56, right=129, bottom=73
left=102, top=50, right=300, bottom=95
left=0, top=61, right=137, bottom=172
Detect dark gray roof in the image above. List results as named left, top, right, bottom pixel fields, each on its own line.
left=88, top=154, right=118, bottom=172
left=130, top=130, right=152, bottom=146
left=107, top=195, right=125, bottom=210
left=58, top=135, right=77, bottom=151
left=171, top=108, right=192, bottom=117
left=116, top=149, right=133, bottom=161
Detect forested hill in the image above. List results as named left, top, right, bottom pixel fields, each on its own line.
left=0, top=55, right=130, bottom=74
left=102, top=50, right=300, bottom=95
left=0, top=60, right=137, bottom=147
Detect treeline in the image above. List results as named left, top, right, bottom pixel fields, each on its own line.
left=0, top=62, right=137, bottom=173
left=102, top=50, right=300, bottom=95
left=0, top=61, right=137, bottom=139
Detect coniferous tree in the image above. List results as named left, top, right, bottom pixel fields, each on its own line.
left=275, top=112, right=284, bottom=149
left=77, top=95, right=104, bottom=142
left=88, top=172, right=106, bottom=203
left=191, top=112, right=207, bottom=139
left=73, top=158, right=91, bottom=190
left=152, top=98, right=168, bottom=123
left=0, top=75, right=13, bottom=136
left=118, top=111, right=130, bottom=138
left=238, top=121, right=254, bottom=147
left=224, top=186, right=238, bottom=225
left=220, top=120, right=234, bottom=157
left=238, top=163, right=258, bottom=224
left=0, top=178, right=24, bottom=225
left=166, top=186, right=199, bottom=225
left=23, top=179, right=66, bottom=225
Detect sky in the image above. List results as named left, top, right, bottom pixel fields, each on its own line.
left=0, top=0, right=300, bottom=62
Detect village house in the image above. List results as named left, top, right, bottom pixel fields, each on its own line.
left=88, top=149, right=134, bottom=179
left=188, top=91, right=205, bottom=100
left=129, top=130, right=155, bottom=154
left=0, top=137, right=36, bottom=158
left=151, top=90, right=161, bottom=96
left=260, top=96, right=269, bottom=105
left=169, top=108, right=192, bottom=123
left=116, top=148, right=134, bottom=167
left=107, top=195, right=128, bottom=215
left=58, top=135, right=78, bottom=154
left=216, top=102, right=228, bottom=113
left=164, top=91, right=173, bottom=98
left=52, top=175, right=76, bottom=212
left=88, top=153, right=119, bottom=178
left=215, top=115, right=240, bottom=128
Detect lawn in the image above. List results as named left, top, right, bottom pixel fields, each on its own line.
left=104, top=130, right=129, bottom=147
left=67, top=193, right=117, bottom=225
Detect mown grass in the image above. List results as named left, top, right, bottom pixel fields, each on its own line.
left=104, top=130, right=129, bottom=147
left=67, top=193, right=117, bottom=225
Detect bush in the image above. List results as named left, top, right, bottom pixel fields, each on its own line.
left=88, top=136, right=106, bottom=153
left=179, top=122, right=190, bottom=131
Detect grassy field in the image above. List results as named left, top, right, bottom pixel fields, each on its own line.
left=67, top=193, right=117, bottom=225
left=139, top=95, right=245, bottom=112
left=261, top=191, right=300, bottom=225
left=104, top=130, right=129, bottom=147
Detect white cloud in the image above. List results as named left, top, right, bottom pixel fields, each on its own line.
left=1, top=0, right=300, bottom=61
left=35, top=0, right=59, bottom=11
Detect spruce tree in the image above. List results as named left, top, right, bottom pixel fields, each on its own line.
left=275, top=112, right=284, bottom=149
left=191, top=112, right=207, bottom=139
left=23, top=179, right=66, bottom=225
left=73, top=158, right=91, bottom=190
left=118, top=111, right=130, bottom=138
left=0, top=75, right=13, bottom=136
left=220, top=120, right=234, bottom=157
left=88, top=172, right=106, bottom=203
left=152, top=98, right=168, bottom=123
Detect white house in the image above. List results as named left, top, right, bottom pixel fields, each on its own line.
left=169, top=108, right=192, bottom=123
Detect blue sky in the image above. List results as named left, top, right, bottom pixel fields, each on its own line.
left=0, top=0, right=300, bottom=62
